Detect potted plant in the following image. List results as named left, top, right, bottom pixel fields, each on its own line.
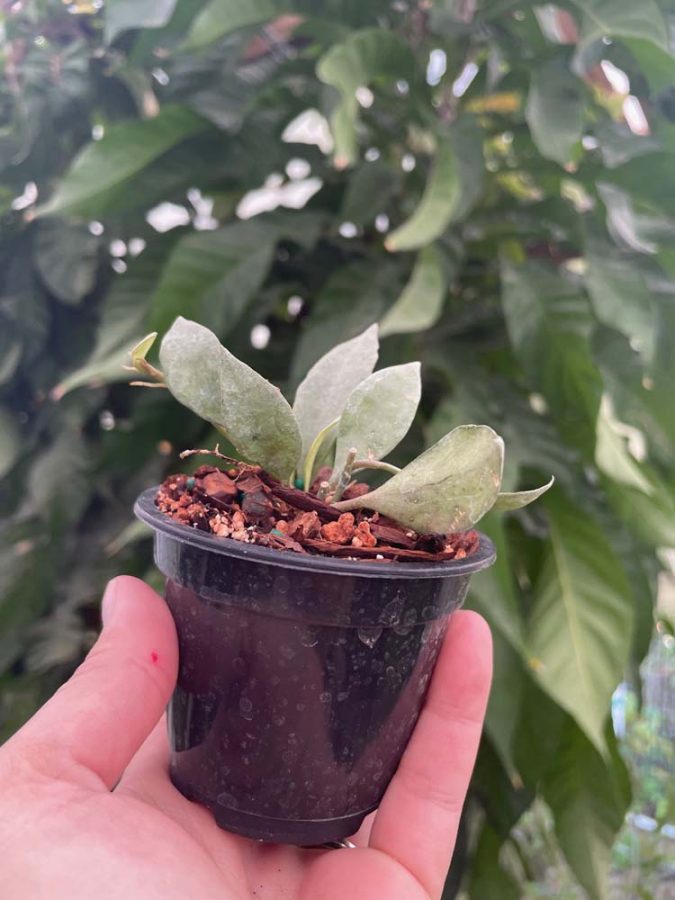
left=130, top=317, right=552, bottom=845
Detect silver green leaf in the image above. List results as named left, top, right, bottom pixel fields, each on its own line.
left=159, top=317, right=301, bottom=481
left=293, top=324, right=379, bottom=467
left=492, top=476, right=555, bottom=513
left=334, top=424, right=504, bottom=533
left=333, top=363, right=421, bottom=472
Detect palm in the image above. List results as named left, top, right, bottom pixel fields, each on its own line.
left=0, top=578, right=491, bottom=900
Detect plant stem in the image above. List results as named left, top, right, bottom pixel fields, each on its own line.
left=352, top=459, right=401, bottom=476
left=179, top=445, right=238, bottom=464
left=303, top=417, right=340, bottom=492
left=330, top=448, right=357, bottom=503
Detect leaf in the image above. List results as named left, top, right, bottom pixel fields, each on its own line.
left=333, top=362, right=421, bottom=471
left=130, top=332, right=158, bottom=368
left=595, top=397, right=654, bottom=494
left=501, top=262, right=602, bottom=459
left=570, top=0, right=669, bottom=53
left=159, top=317, right=301, bottom=480
left=525, top=58, right=584, bottom=166
left=53, top=232, right=182, bottom=397
left=292, top=325, right=379, bottom=466
left=527, top=490, right=634, bottom=755
left=0, top=406, right=20, bottom=480
left=380, top=244, right=448, bottom=337
left=334, top=424, right=504, bottom=533
left=585, top=244, right=657, bottom=361
left=150, top=214, right=322, bottom=336
left=33, top=220, right=99, bottom=305
left=184, top=0, right=289, bottom=52
left=340, top=159, right=400, bottom=226
left=542, top=719, right=631, bottom=899
left=105, top=0, right=178, bottom=43
left=317, top=29, right=415, bottom=167
left=492, top=477, right=555, bottom=512
left=597, top=182, right=675, bottom=254
left=39, top=106, right=207, bottom=216
left=386, top=118, right=484, bottom=252
left=469, top=822, right=521, bottom=900
left=290, top=260, right=400, bottom=385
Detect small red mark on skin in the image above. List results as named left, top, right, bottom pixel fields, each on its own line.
left=150, top=651, right=159, bottom=664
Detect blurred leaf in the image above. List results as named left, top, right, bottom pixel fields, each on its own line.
left=386, top=117, right=484, bottom=251
left=335, top=425, right=504, bottom=533
left=291, top=260, right=400, bottom=383
left=380, top=244, right=448, bottom=337
left=184, top=0, right=289, bottom=51
left=159, top=317, right=301, bottom=480
left=105, top=0, right=179, bottom=43
left=340, top=159, right=400, bottom=225
left=492, top=477, right=555, bottom=512
left=34, top=220, right=99, bottom=305
left=333, top=362, right=421, bottom=471
left=150, top=214, right=322, bottom=336
left=470, top=515, right=526, bottom=654
left=527, top=490, right=633, bottom=755
left=54, top=233, right=181, bottom=396
left=39, top=106, right=207, bottom=216
left=542, top=719, right=631, bottom=899
left=0, top=407, right=20, bottom=480
left=318, top=29, right=414, bottom=167
left=585, top=244, right=657, bottom=362
left=501, top=262, right=602, bottom=459
left=572, top=0, right=669, bottom=53
left=293, top=324, right=379, bottom=465
left=469, top=822, right=520, bottom=900
left=525, top=57, right=584, bottom=166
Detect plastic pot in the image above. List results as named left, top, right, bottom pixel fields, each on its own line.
left=135, top=488, right=496, bottom=845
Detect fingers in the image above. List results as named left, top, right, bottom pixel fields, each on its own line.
left=115, top=716, right=170, bottom=791
left=9, top=576, right=178, bottom=790
left=368, top=611, right=492, bottom=899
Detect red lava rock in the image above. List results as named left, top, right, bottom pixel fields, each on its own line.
left=156, top=465, right=481, bottom=563
left=321, top=513, right=356, bottom=544
left=351, top=520, right=377, bottom=548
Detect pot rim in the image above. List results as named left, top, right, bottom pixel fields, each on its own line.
left=135, top=487, right=496, bottom=580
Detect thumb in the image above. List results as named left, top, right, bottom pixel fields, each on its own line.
left=10, top=576, right=178, bottom=790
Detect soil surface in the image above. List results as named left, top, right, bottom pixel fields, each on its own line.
left=156, top=463, right=480, bottom=563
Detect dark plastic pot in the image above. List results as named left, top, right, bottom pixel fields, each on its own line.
left=135, top=488, right=495, bottom=845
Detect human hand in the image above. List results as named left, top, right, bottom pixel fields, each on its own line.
left=0, top=576, right=492, bottom=900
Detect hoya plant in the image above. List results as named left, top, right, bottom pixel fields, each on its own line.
left=129, top=317, right=553, bottom=536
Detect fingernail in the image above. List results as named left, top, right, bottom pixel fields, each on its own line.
left=101, top=578, right=119, bottom=627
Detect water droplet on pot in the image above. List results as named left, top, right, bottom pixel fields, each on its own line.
left=379, top=597, right=404, bottom=626
left=273, top=715, right=286, bottom=726
left=275, top=574, right=290, bottom=594
left=280, top=645, right=296, bottom=661
left=319, top=692, right=332, bottom=703
left=337, top=691, right=349, bottom=702
left=299, top=630, right=319, bottom=647
left=217, top=792, right=238, bottom=808
left=239, top=696, right=254, bottom=719
left=296, top=703, right=305, bottom=711
left=358, top=626, right=383, bottom=648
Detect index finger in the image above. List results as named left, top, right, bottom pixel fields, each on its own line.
left=368, top=610, right=492, bottom=898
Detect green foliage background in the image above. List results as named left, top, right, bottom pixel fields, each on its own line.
left=2, top=1, right=675, bottom=896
